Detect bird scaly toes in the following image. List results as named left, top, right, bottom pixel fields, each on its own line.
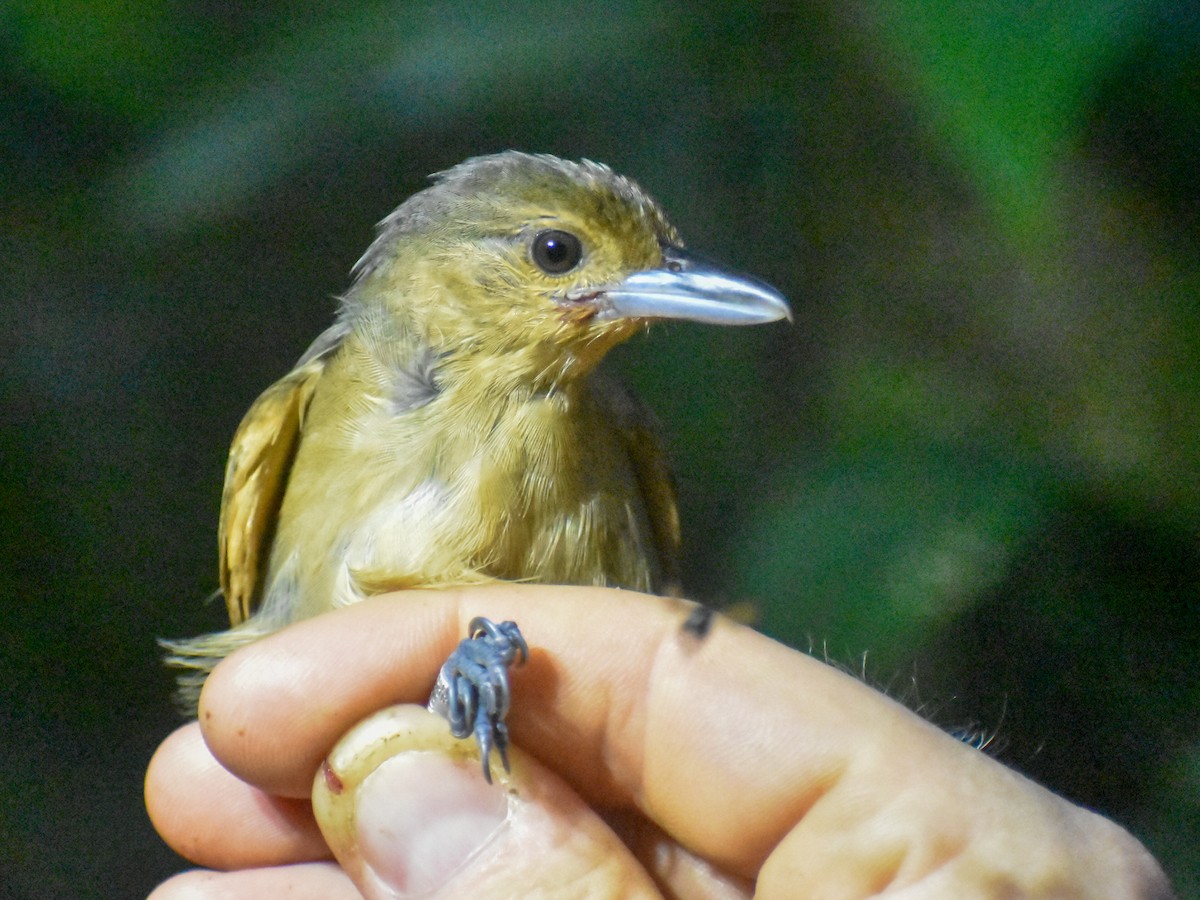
left=428, top=617, right=527, bottom=783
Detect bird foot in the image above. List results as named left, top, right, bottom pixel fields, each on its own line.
left=428, top=617, right=528, bottom=783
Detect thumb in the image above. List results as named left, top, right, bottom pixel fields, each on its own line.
left=312, top=704, right=661, bottom=899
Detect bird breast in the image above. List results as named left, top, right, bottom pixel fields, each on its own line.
left=261, top=369, right=658, bottom=624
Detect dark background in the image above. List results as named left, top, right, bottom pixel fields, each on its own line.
left=3, top=1, right=1198, bottom=896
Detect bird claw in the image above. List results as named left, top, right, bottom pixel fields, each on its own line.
left=428, top=617, right=528, bottom=783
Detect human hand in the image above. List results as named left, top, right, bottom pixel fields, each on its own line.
left=146, top=585, right=1173, bottom=898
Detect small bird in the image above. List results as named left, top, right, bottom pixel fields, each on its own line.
left=165, top=152, right=789, bottom=776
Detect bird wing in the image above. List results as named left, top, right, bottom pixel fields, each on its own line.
left=589, top=371, right=683, bottom=595
left=218, top=322, right=346, bottom=625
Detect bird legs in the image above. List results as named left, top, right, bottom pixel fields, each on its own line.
left=428, top=617, right=528, bottom=783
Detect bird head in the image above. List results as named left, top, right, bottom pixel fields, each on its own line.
left=347, top=152, right=790, bottom=390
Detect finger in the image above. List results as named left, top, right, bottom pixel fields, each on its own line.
left=199, top=584, right=894, bottom=875
left=198, top=590, right=455, bottom=798
left=199, top=585, right=681, bottom=799
left=146, top=722, right=329, bottom=868
left=312, top=704, right=661, bottom=899
left=148, top=862, right=359, bottom=899
left=604, top=811, right=754, bottom=900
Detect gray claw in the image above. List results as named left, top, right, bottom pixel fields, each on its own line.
left=429, top=617, right=527, bottom=783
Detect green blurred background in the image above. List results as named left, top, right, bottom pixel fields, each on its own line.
left=3, top=0, right=1198, bottom=895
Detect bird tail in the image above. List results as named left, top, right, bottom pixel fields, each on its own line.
left=159, top=623, right=274, bottom=716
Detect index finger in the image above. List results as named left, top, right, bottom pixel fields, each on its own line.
left=197, top=584, right=972, bottom=876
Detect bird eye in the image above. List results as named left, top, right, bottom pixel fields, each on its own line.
left=531, top=230, right=583, bottom=275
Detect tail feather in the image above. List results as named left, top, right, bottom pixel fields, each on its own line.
left=160, top=623, right=275, bottom=715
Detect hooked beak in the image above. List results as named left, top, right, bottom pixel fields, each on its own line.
left=577, top=246, right=791, bottom=326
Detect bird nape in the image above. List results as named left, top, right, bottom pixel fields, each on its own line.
left=163, top=151, right=791, bottom=780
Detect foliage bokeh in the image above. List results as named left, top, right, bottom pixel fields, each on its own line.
left=2, top=1, right=1197, bottom=895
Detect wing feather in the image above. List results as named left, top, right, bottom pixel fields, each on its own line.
left=589, top=371, right=682, bottom=595
left=218, top=324, right=344, bottom=624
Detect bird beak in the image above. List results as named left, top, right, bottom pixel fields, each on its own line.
left=587, top=246, right=792, bottom=326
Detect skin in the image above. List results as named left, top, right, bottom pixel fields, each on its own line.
left=146, top=585, right=1175, bottom=899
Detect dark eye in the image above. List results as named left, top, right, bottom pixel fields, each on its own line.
left=531, top=229, right=583, bottom=274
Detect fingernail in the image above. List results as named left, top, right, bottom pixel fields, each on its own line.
left=355, top=750, right=508, bottom=897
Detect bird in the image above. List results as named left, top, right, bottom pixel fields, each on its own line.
left=164, top=151, right=790, bottom=776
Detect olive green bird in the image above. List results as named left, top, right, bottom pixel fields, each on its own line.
left=165, top=152, right=789, bottom=776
